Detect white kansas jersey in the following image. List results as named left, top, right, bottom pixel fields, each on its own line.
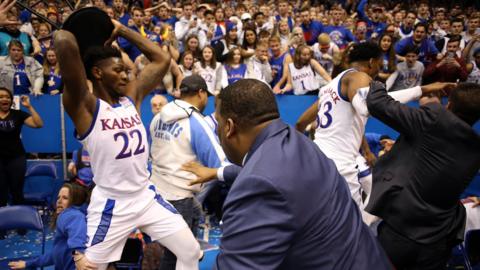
left=314, top=69, right=368, bottom=167
left=288, top=63, right=320, bottom=95
left=77, top=97, right=149, bottom=198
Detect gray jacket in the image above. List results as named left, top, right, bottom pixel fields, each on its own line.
left=0, top=55, right=43, bottom=94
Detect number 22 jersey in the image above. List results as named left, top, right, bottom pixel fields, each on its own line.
left=314, top=69, right=368, bottom=168
left=76, top=97, right=149, bottom=198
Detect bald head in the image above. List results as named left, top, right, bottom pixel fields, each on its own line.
left=151, top=95, right=168, bottom=115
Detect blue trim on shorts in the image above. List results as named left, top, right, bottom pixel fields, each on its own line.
left=358, top=168, right=372, bottom=179
left=91, top=199, right=116, bottom=246
left=148, top=185, right=179, bottom=214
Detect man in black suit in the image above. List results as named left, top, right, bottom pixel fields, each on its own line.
left=366, top=82, right=480, bottom=269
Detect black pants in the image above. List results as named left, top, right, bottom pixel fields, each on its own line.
left=0, top=155, right=26, bottom=207
left=159, top=197, right=201, bottom=270
left=377, top=222, right=457, bottom=270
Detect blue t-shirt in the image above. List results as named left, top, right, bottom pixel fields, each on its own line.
left=225, top=64, right=247, bottom=84
left=13, top=61, right=31, bottom=95
left=301, top=21, right=324, bottom=46
left=357, top=0, right=386, bottom=38
left=269, top=52, right=288, bottom=88
left=323, top=25, right=356, bottom=49
left=395, top=37, right=439, bottom=65
left=152, top=16, right=179, bottom=28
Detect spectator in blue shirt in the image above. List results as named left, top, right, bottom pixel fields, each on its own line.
left=323, top=8, right=356, bottom=50
left=299, top=7, right=323, bottom=46
left=8, top=182, right=90, bottom=270
left=112, top=0, right=130, bottom=26
left=395, top=22, right=441, bottom=66
left=118, top=7, right=151, bottom=61
left=357, top=0, right=386, bottom=39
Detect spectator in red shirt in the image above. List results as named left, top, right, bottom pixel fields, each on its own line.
left=423, top=35, right=468, bottom=84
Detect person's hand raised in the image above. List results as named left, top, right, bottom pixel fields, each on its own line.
left=0, top=0, right=19, bottom=27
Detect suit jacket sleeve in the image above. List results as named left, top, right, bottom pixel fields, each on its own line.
left=215, top=175, right=296, bottom=270
left=366, top=81, right=427, bottom=138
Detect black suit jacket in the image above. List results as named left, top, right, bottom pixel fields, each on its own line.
left=366, top=81, right=480, bottom=244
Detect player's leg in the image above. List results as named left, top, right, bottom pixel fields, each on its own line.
left=139, top=188, right=201, bottom=270
left=84, top=193, right=135, bottom=266
left=356, top=155, right=372, bottom=203
left=159, top=228, right=202, bottom=270
left=338, top=165, right=363, bottom=206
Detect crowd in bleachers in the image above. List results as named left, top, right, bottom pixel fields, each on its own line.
left=0, top=0, right=479, bottom=98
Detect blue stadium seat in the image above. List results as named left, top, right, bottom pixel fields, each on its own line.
left=0, top=206, right=46, bottom=268
left=23, top=162, right=58, bottom=212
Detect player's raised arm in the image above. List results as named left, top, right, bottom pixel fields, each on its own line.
left=110, top=20, right=171, bottom=108
left=54, top=30, right=96, bottom=137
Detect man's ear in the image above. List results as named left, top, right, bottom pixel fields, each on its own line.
left=226, top=118, right=236, bottom=138
left=91, top=66, right=102, bottom=80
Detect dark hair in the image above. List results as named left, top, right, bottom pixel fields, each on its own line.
left=0, top=87, right=13, bottom=102
left=180, top=50, right=194, bottom=69
left=131, top=6, right=144, bottom=15
left=218, top=79, right=279, bottom=129
left=378, top=33, right=396, bottom=72
left=8, top=39, right=23, bottom=50
left=204, top=10, right=214, bottom=17
left=414, top=22, right=427, bottom=31
left=242, top=26, right=257, bottom=49
left=451, top=18, right=464, bottom=26
left=83, top=46, right=122, bottom=80
left=225, top=47, right=242, bottom=66
left=253, top=12, right=264, bottom=20
left=50, top=182, right=90, bottom=229
left=348, top=42, right=382, bottom=64
left=200, top=45, right=217, bottom=69
left=449, top=82, right=480, bottom=125
left=403, top=45, right=420, bottom=55
left=448, top=34, right=462, bottom=44
left=293, top=45, right=312, bottom=67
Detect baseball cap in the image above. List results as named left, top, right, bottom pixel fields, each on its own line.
left=241, top=13, right=252, bottom=21
left=180, top=75, right=211, bottom=95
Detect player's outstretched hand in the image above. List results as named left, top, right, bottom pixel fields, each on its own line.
left=182, top=161, right=218, bottom=186
left=0, top=0, right=19, bottom=27
left=421, top=82, right=457, bottom=96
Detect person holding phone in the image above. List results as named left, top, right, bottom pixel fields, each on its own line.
left=423, top=35, right=468, bottom=83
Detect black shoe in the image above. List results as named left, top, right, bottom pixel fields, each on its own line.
left=16, top=229, right=27, bottom=236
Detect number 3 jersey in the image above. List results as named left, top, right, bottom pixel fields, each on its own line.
left=314, top=69, right=368, bottom=168
left=77, top=97, right=149, bottom=198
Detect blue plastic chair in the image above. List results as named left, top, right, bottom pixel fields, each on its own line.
left=0, top=205, right=45, bottom=255
left=23, top=163, right=58, bottom=212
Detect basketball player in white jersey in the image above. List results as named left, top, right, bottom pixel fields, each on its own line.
left=54, top=20, right=201, bottom=270
left=296, top=42, right=454, bottom=211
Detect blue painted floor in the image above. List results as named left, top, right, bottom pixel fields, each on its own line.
left=0, top=215, right=222, bottom=270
